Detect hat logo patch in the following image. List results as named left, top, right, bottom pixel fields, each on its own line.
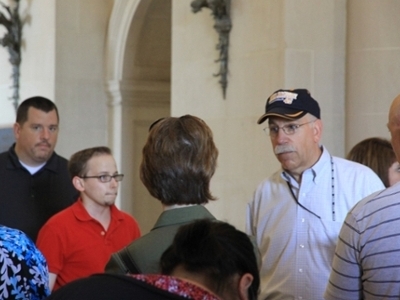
left=268, top=91, right=298, bottom=105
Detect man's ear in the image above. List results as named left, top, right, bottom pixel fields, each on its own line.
left=13, top=122, right=20, bottom=139
left=238, top=273, right=254, bottom=300
left=72, top=176, right=85, bottom=192
left=313, top=119, right=323, bottom=143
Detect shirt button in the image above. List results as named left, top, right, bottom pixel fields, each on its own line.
left=101, top=231, right=105, bottom=236
left=299, top=244, right=304, bottom=248
left=299, top=268, right=303, bottom=273
left=301, top=218, right=305, bottom=223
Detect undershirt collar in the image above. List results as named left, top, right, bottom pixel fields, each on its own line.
left=19, top=161, right=46, bottom=175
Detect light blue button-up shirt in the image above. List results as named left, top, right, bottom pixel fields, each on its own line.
left=246, top=146, right=385, bottom=300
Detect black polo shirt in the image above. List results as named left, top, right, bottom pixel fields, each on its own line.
left=0, top=144, right=78, bottom=241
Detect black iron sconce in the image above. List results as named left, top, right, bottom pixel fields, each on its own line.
left=0, top=0, right=22, bottom=112
left=191, top=0, right=231, bottom=99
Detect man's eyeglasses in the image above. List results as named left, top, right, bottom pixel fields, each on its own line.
left=79, top=174, right=124, bottom=183
left=265, top=120, right=315, bottom=137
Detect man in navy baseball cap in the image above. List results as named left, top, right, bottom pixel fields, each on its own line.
left=246, top=88, right=385, bottom=300
left=257, top=89, right=320, bottom=124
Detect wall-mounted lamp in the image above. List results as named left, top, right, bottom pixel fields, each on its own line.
left=191, top=0, right=231, bottom=99
left=0, top=0, right=22, bottom=112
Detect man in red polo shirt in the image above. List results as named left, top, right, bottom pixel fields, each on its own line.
left=37, top=146, right=141, bottom=291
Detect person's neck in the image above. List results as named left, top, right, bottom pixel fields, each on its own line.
left=170, top=265, right=219, bottom=297
left=14, top=145, right=49, bottom=167
left=286, top=146, right=323, bottom=183
left=81, top=198, right=111, bottom=230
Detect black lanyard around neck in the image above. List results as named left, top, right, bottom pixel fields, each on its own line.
left=286, top=155, right=336, bottom=221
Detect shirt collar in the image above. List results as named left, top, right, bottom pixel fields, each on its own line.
left=7, top=143, right=59, bottom=173
left=152, top=205, right=215, bottom=230
left=72, top=198, right=123, bottom=222
left=281, top=145, right=331, bottom=184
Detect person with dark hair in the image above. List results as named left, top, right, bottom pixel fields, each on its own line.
left=0, top=96, right=78, bottom=242
left=105, top=115, right=219, bottom=274
left=247, top=89, right=385, bottom=299
left=0, top=225, right=50, bottom=299
left=36, top=146, right=141, bottom=291
left=160, top=219, right=260, bottom=300
left=46, top=219, right=259, bottom=300
left=347, top=137, right=400, bottom=187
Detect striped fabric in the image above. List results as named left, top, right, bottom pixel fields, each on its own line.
left=325, top=186, right=400, bottom=300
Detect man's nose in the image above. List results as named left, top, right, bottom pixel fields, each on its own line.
left=274, top=128, right=289, bottom=143
left=41, top=128, right=50, bottom=140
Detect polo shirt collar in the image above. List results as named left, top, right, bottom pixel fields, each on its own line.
left=72, top=198, right=124, bottom=222
left=7, top=143, right=60, bottom=173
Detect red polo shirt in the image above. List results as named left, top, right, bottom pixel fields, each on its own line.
left=37, top=199, right=141, bottom=290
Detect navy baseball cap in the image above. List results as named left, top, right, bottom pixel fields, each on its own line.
left=257, top=89, right=320, bottom=124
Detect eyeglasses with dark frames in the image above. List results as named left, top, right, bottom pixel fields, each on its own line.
left=79, top=174, right=124, bottom=183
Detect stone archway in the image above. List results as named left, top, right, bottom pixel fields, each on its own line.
left=105, top=0, right=171, bottom=233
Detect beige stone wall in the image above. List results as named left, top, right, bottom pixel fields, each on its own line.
left=0, top=0, right=56, bottom=125
left=172, top=1, right=280, bottom=229
left=0, top=0, right=113, bottom=158
left=346, top=0, right=400, bottom=150
left=54, top=0, right=113, bottom=158
left=172, top=0, right=347, bottom=229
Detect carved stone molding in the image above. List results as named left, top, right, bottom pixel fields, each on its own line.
left=105, top=79, right=170, bottom=108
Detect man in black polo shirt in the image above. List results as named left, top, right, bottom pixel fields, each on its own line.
left=0, top=96, right=77, bottom=242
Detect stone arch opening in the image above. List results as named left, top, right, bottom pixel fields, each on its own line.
left=105, top=0, right=171, bottom=233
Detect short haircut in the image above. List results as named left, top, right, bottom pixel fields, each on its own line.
left=68, top=146, right=112, bottom=178
left=140, top=115, right=218, bottom=205
left=160, top=219, right=260, bottom=300
left=347, top=137, right=396, bottom=187
left=16, top=96, right=59, bottom=124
